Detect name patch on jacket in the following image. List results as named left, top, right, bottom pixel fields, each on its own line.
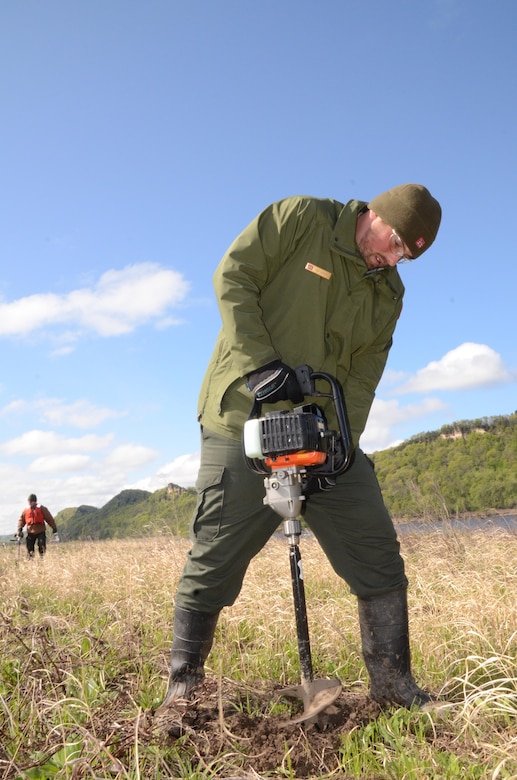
left=305, top=262, right=332, bottom=280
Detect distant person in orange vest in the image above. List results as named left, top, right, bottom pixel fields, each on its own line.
left=16, top=493, right=59, bottom=558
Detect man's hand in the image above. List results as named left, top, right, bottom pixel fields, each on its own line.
left=246, top=360, right=304, bottom=404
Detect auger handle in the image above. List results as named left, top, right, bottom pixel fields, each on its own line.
left=295, top=365, right=353, bottom=475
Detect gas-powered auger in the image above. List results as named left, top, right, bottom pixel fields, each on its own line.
left=243, top=365, right=352, bottom=723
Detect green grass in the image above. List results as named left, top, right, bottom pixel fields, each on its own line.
left=0, top=529, right=516, bottom=779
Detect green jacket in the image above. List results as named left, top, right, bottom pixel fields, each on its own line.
left=198, top=196, right=404, bottom=448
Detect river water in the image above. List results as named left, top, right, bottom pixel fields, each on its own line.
left=395, top=514, right=517, bottom=535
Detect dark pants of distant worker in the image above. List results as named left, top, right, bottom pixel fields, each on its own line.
left=175, top=427, right=408, bottom=612
left=26, top=531, right=47, bottom=558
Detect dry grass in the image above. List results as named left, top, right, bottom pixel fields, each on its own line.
left=0, top=527, right=516, bottom=778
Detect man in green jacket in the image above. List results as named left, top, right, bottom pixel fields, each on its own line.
left=159, top=183, right=442, bottom=713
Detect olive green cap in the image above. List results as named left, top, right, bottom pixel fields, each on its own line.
left=369, top=183, right=442, bottom=259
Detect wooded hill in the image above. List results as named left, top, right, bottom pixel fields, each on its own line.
left=55, top=484, right=196, bottom=541
left=371, top=412, right=516, bottom=520
left=54, top=413, right=516, bottom=540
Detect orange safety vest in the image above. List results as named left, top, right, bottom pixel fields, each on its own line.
left=24, top=506, right=46, bottom=526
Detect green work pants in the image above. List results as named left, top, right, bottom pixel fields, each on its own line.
left=175, top=427, right=407, bottom=611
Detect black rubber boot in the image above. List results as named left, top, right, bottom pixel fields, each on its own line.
left=159, top=605, right=219, bottom=708
left=357, top=588, right=433, bottom=709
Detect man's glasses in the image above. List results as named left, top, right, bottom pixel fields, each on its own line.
left=388, top=230, right=413, bottom=264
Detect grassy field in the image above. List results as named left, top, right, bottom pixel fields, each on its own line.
left=0, top=527, right=515, bottom=779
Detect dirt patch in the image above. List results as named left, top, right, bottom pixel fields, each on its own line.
left=145, top=677, right=381, bottom=777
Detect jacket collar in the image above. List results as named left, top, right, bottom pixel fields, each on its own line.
left=331, top=200, right=367, bottom=265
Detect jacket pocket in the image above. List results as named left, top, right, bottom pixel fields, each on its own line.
left=192, top=465, right=225, bottom=542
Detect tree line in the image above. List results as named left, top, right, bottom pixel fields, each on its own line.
left=371, top=412, right=516, bottom=520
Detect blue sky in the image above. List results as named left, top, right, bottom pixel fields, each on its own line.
left=1, top=0, right=515, bottom=534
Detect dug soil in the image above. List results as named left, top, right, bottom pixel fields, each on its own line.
left=145, top=677, right=382, bottom=778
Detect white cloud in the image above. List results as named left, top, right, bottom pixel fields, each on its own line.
left=103, top=444, right=158, bottom=470
left=129, top=452, right=200, bottom=492
left=51, top=345, right=76, bottom=357
left=361, top=397, right=448, bottom=452
left=378, top=368, right=408, bottom=388
left=396, top=343, right=513, bottom=394
left=0, top=399, right=25, bottom=414
left=41, top=399, right=125, bottom=429
left=29, top=454, right=93, bottom=473
left=1, top=398, right=125, bottom=429
left=0, top=430, right=113, bottom=456
left=0, top=262, right=190, bottom=341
